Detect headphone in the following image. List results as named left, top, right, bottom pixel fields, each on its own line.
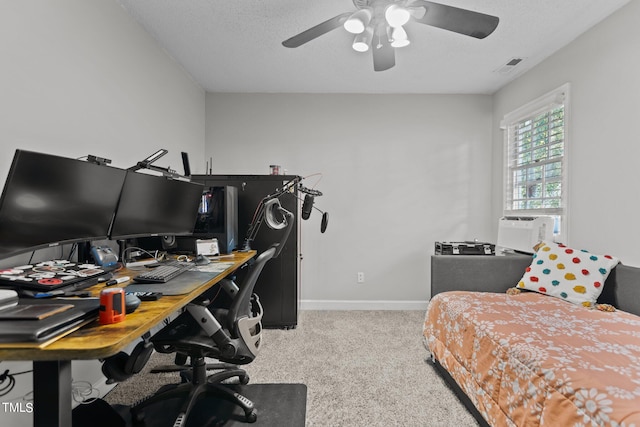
left=264, top=198, right=288, bottom=230
left=101, top=333, right=153, bottom=383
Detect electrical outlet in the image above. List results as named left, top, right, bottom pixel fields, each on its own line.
left=357, top=272, right=365, bottom=283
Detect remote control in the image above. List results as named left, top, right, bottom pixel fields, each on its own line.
left=126, top=291, right=162, bottom=301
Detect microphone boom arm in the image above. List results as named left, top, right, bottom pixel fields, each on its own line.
left=242, top=176, right=302, bottom=251
left=241, top=174, right=329, bottom=251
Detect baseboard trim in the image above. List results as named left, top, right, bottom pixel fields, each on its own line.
left=300, top=300, right=428, bottom=311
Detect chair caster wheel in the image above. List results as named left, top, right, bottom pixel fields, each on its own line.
left=245, top=409, right=257, bottom=423
left=131, top=410, right=145, bottom=424
left=239, top=374, right=250, bottom=385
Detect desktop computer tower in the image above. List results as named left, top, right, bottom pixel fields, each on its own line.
left=190, top=175, right=300, bottom=329
left=176, top=185, right=238, bottom=254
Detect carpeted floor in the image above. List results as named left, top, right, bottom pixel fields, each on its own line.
left=104, top=310, right=480, bottom=427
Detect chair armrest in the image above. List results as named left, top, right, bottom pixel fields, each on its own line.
left=185, top=304, right=236, bottom=358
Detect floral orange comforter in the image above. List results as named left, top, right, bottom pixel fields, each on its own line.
left=423, top=291, right=640, bottom=426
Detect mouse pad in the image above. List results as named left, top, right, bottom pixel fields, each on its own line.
left=125, top=271, right=221, bottom=295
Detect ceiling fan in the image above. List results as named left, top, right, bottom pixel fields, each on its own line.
left=282, top=0, right=499, bottom=72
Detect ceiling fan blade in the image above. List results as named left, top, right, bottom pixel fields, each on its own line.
left=282, top=12, right=352, bottom=48
left=410, top=1, right=499, bottom=39
left=372, top=36, right=395, bottom=72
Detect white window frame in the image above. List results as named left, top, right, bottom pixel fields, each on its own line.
left=500, top=83, right=570, bottom=242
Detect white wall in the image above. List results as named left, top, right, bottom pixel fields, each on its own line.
left=491, top=0, right=640, bottom=267
left=2, top=0, right=637, bottom=423
left=0, top=0, right=206, bottom=267
left=0, top=2, right=205, bottom=425
left=206, top=93, right=494, bottom=308
left=0, top=0, right=205, bottom=188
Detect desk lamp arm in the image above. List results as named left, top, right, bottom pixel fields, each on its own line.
left=128, top=148, right=189, bottom=180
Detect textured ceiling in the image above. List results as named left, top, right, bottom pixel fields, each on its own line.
left=115, top=0, right=630, bottom=94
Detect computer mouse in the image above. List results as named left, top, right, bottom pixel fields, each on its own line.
left=125, top=293, right=141, bottom=314
left=194, top=254, right=211, bottom=265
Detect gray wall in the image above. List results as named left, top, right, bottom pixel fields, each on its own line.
left=491, top=0, right=640, bottom=267
left=206, top=93, right=494, bottom=308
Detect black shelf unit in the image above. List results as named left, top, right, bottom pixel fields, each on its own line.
left=191, top=175, right=300, bottom=329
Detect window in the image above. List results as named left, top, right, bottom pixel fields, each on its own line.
left=501, top=84, right=569, bottom=236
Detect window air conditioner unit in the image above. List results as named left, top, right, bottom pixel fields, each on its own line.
left=497, top=216, right=554, bottom=254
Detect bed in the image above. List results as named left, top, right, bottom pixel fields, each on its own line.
left=424, top=242, right=640, bottom=426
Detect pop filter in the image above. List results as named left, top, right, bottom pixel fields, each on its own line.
left=321, top=212, right=329, bottom=233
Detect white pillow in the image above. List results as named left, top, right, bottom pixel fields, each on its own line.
left=516, top=241, right=619, bottom=307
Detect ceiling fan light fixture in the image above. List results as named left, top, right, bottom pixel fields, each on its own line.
left=344, top=9, right=372, bottom=34
left=385, top=4, right=410, bottom=28
left=408, top=5, right=426, bottom=20
left=352, top=27, right=373, bottom=52
left=281, top=1, right=499, bottom=72
left=390, top=26, right=410, bottom=48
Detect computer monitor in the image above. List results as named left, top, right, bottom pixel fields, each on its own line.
left=109, top=171, right=204, bottom=240
left=0, top=150, right=127, bottom=260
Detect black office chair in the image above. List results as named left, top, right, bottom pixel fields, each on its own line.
left=131, top=200, right=293, bottom=426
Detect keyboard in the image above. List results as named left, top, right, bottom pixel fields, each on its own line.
left=133, top=260, right=193, bottom=284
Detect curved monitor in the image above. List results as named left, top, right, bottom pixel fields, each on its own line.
left=109, top=171, right=203, bottom=240
left=0, top=150, right=127, bottom=260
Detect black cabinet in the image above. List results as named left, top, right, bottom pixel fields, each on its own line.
left=191, top=175, right=300, bottom=329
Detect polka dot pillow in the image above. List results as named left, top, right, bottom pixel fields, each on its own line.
left=517, top=241, right=619, bottom=307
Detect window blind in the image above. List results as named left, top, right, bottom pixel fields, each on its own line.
left=503, top=85, right=568, bottom=217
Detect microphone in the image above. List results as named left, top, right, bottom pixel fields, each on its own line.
left=302, top=194, right=314, bottom=220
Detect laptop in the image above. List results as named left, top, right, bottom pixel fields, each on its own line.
left=0, top=298, right=100, bottom=344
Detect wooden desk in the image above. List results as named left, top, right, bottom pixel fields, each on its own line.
left=0, top=251, right=255, bottom=427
